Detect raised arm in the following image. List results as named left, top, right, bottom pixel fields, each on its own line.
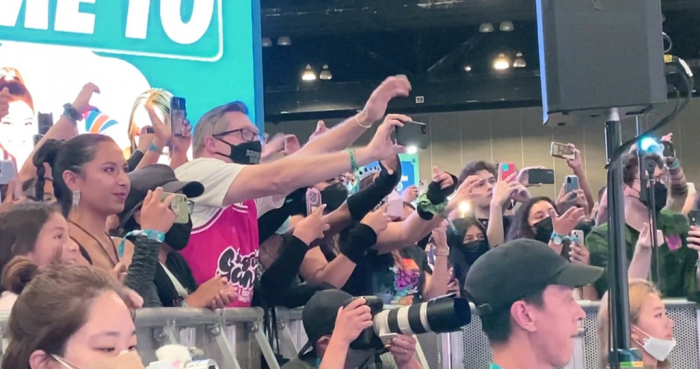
left=224, top=119, right=404, bottom=206
left=566, top=145, right=595, bottom=215
left=296, top=75, right=411, bottom=157
left=20, top=83, right=99, bottom=181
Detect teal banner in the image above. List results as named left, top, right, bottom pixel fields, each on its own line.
left=0, top=0, right=263, bottom=166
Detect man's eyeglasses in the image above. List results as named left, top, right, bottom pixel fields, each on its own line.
left=214, top=129, right=263, bottom=142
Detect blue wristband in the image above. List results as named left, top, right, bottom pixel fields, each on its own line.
left=148, top=143, right=162, bottom=153
left=347, top=149, right=358, bottom=172
left=117, top=230, right=165, bottom=258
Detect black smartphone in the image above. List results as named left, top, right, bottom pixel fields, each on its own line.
left=33, top=134, right=44, bottom=147
left=528, top=169, right=555, bottom=185
left=394, top=121, right=429, bottom=149
left=37, top=112, right=54, bottom=135
left=145, top=127, right=155, bottom=134
left=688, top=210, right=700, bottom=226
left=662, top=141, right=675, bottom=158
left=170, top=97, right=187, bottom=136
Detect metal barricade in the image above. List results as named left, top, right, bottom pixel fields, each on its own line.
left=0, top=307, right=280, bottom=369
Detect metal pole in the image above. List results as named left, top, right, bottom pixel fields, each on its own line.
left=604, top=109, right=640, bottom=369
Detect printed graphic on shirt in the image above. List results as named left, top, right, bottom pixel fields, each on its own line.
left=376, top=257, right=421, bottom=305
left=217, top=246, right=258, bottom=303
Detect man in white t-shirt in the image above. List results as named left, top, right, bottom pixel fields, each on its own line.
left=175, top=75, right=412, bottom=307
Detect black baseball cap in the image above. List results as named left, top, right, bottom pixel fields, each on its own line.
left=298, top=289, right=355, bottom=357
left=117, top=164, right=204, bottom=229
left=465, top=239, right=603, bottom=315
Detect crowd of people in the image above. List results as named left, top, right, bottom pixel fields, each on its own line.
left=0, top=72, right=696, bottom=369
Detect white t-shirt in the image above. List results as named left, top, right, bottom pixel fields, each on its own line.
left=174, top=158, right=283, bottom=307
left=0, top=291, right=18, bottom=310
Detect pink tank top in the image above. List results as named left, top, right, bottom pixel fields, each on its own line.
left=182, top=200, right=259, bottom=307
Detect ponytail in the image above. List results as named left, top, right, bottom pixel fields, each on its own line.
left=33, top=139, right=63, bottom=210
left=2, top=256, right=38, bottom=295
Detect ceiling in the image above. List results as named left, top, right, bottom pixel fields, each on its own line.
left=259, top=0, right=700, bottom=121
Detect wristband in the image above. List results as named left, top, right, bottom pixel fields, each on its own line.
left=117, top=229, right=166, bottom=258
left=148, top=142, right=162, bottom=153
left=417, top=193, right=448, bottom=217
left=667, top=157, right=680, bottom=170
left=550, top=232, right=569, bottom=246
left=62, top=103, right=83, bottom=122
left=347, top=149, right=359, bottom=173
left=355, top=113, right=372, bottom=129
left=434, top=249, right=450, bottom=257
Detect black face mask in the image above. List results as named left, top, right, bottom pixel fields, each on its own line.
left=533, top=216, right=554, bottom=244
left=215, top=138, right=262, bottom=165
left=640, top=182, right=668, bottom=213
left=321, top=182, right=348, bottom=213
left=165, top=219, right=193, bottom=251
left=460, top=240, right=490, bottom=265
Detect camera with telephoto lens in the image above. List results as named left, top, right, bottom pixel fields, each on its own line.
left=343, top=295, right=472, bottom=350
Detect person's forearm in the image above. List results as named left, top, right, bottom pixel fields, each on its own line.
left=136, top=138, right=165, bottom=171
left=124, top=236, right=163, bottom=308
left=297, top=113, right=370, bottom=156
left=319, top=337, right=350, bottom=369
left=487, top=203, right=505, bottom=246
left=271, top=148, right=377, bottom=196
left=666, top=159, right=687, bottom=212
left=628, top=246, right=651, bottom=280
left=170, top=150, right=189, bottom=170
left=19, top=115, right=78, bottom=181
left=258, top=236, right=308, bottom=306
left=573, top=167, right=595, bottom=216
left=306, top=253, right=357, bottom=288
left=323, top=203, right=354, bottom=236
left=375, top=212, right=432, bottom=253
left=422, top=254, right=450, bottom=301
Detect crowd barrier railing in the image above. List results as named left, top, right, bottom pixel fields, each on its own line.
left=0, top=300, right=696, bottom=369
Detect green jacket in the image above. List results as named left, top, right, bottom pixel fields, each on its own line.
left=585, top=210, right=699, bottom=301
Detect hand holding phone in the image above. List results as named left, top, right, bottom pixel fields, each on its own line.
left=170, top=97, right=187, bottom=136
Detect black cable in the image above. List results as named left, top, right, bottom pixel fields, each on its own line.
left=605, top=59, right=694, bottom=168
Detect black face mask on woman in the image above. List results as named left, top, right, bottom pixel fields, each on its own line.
left=460, top=240, right=490, bottom=265
left=321, top=182, right=349, bottom=213
left=533, top=216, right=554, bottom=244
left=164, top=219, right=193, bottom=251
left=215, top=139, right=262, bottom=165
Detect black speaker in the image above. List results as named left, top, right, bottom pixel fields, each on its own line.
left=536, top=0, right=667, bottom=126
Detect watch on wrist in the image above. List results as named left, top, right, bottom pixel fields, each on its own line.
left=62, top=103, right=83, bottom=122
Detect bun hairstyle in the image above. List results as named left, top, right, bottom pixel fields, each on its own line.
left=2, top=256, right=38, bottom=295
left=33, top=135, right=115, bottom=215
left=2, top=260, right=131, bottom=369
left=0, top=67, right=34, bottom=110
left=0, top=202, right=62, bottom=293
left=128, top=88, right=173, bottom=154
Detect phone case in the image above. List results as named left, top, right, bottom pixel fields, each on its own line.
left=565, top=175, right=580, bottom=194
left=170, top=97, right=187, bottom=136
left=551, top=142, right=575, bottom=160
left=528, top=169, right=555, bottom=184
left=306, top=188, right=323, bottom=215
left=163, top=193, right=190, bottom=224
left=570, top=230, right=584, bottom=244
left=500, top=163, right=517, bottom=181
left=0, top=160, right=15, bottom=185
left=387, top=193, right=403, bottom=218
left=689, top=210, right=700, bottom=226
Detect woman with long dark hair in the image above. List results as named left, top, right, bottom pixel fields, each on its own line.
left=0, top=67, right=35, bottom=166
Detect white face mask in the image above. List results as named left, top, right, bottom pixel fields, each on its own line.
left=633, top=326, right=676, bottom=362
left=52, top=350, right=146, bottom=369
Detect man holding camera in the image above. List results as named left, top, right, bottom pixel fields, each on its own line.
left=465, top=239, right=603, bottom=369
left=282, top=289, right=422, bottom=369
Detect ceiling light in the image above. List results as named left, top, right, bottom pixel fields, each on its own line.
left=302, top=65, right=316, bottom=81
left=493, top=53, right=510, bottom=70
left=319, top=64, right=333, bottom=80
left=463, top=65, right=472, bottom=72
left=499, top=21, right=515, bottom=32
left=513, top=52, right=526, bottom=68
left=262, top=37, right=272, bottom=47
left=479, top=23, right=494, bottom=33
left=406, top=145, right=418, bottom=155
left=277, top=36, right=291, bottom=46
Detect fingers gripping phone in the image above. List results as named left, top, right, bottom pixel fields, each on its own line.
left=394, top=121, right=429, bottom=149
left=162, top=192, right=190, bottom=224
left=170, top=97, right=187, bottom=136
left=551, top=142, right=575, bottom=160
left=565, top=175, right=580, bottom=194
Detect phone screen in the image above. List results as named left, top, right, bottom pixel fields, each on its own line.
left=170, top=97, right=187, bottom=136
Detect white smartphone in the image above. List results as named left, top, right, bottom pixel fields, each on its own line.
left=306, top=188, right=323, bottom=215
left=570, top=230, right=584, bottom=244
left=387, top=192, right=403, bottom=218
